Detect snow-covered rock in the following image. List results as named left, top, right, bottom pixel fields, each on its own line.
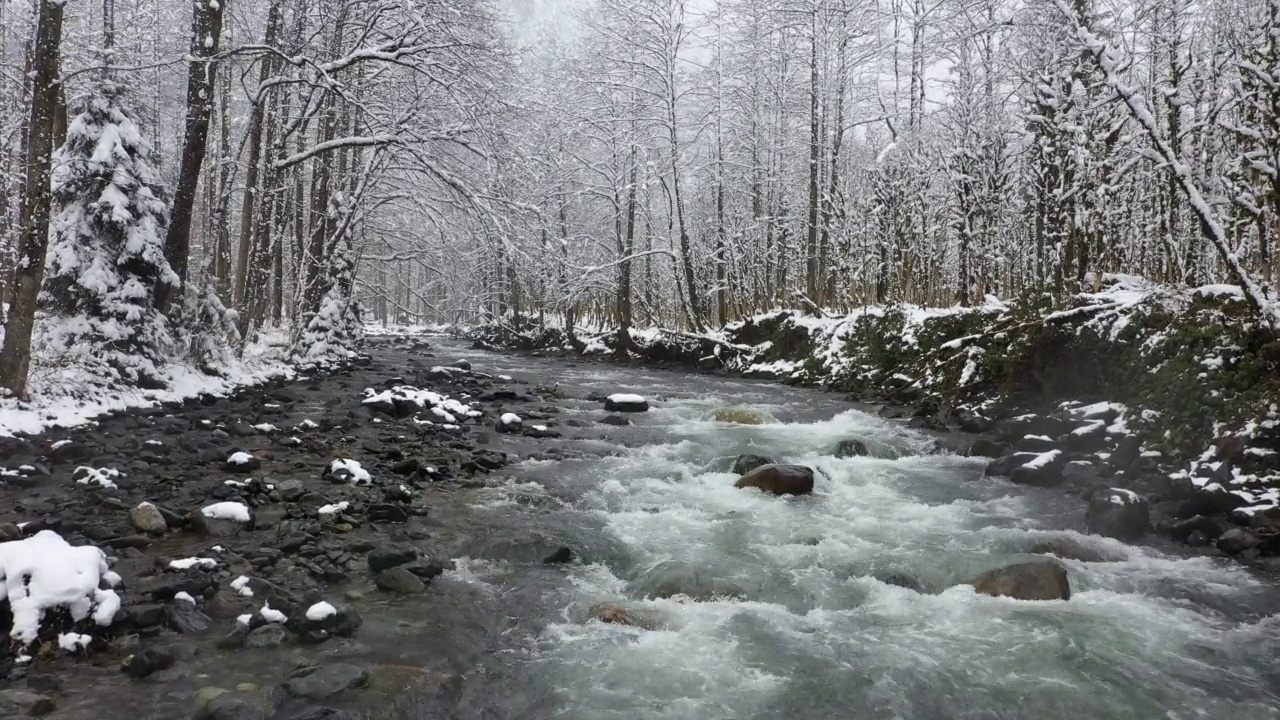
left=325, top=459, right=372, bottom=486
left=1086, top=488, right=1151, bottom=541
left=223, top=451, right=260, bottom=472
left=0, top=531, right=122, bottom=646
left=74, top=466, right=121, bottom=489
left=604, top=393, right=649, bottom=412
left=190, top=501, right=254, bottom=537
left=496, top=413, right=523, bottom=433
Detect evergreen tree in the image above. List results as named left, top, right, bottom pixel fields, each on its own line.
left=40, top=82, right=179, bottom=388
left=291, top=195, right=364, bottom=370
left=179, top=259, right=241, bottom=375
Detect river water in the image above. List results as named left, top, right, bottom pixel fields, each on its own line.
left=413, top=338, right=1280, bottom=720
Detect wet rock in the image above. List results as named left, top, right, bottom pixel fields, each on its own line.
left=1086, top=489, right=1150, bottom=541
left=1009, top=451, right=1065, bottom=487
left=285, top=709, right=365, bottom=720
left=277, top=480, right=307, bottom=502
left=1158, top=514, right=1227, bottom=543
left=130, top=502, right=168, bottom=534
left=122, top=602, right=168, bottom=630
left=970, top=558, right=1070, bottom=601
left=697, top=356, right=721, bottom=371
left=0, top=689, right=56, bottom=717
left=283, top=664, right=370, bottom=700
left=603, top=394, right=649, bottom=413
left=954, top=411, right=994, bottom=433
left=223, top=452, right=260, bottom=473
left=245, top=623, right=287, bottom=648
left=1014, top=436, right=1058, bottom=453
left=1027, top=538, right=1112, bottom=563
left=878, top=406, right=908, bottom=420
left=455, top=359, right=471, bottom=370
left=495, top=413, right=523, bottom=434
left=1062, top=460, right=1104, bottom=486
left=833, top=439, right=869, bottom=458
left=984, top=452, right=1038, bottom=477
left=1065, top=421, right=1109, bottom=453
left=628, top=560, right=744, bottom=601
left=907, top=415, right=941, bottom=431
left=1217, top=528, right=1262, bottom=555
left=711, top=408, right=768, bottom=425
left=366, top=504, right=409, bottom=523
left=375, top=567, right=425, bottom=594
left=189, top=503, right=254, bottom=537
left=734, top=464, right=814, bottom=496
left=197, top=693, right=265, bottom=720
left=598, top=415, right=630, bottom=427
left=404, top=562, right=447, bottom=581
left=730, top=453, right=774, bottom=476
left=589, top=602, right=664, bottom=630
left=367, top=544, right=417, bottom=572
left=166, top=601, right=213, bottom=634
left=0, top=522, right=23, bottom=542
left=966, top=439, right=1009, bottom=458
left=875, top=572, right=924, bottom=592
left=542, top=546, right=574, bottom=564
left=122, top=647, right=177, bottom=679
left=1176, top=485, right=1249, bottom=518
left=1111, top=434, right=1142, bottom=471
left=997, top=415, right=1067, bottom=442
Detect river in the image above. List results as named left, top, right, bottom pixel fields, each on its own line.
left=400, top=338, right=1280, bottom=720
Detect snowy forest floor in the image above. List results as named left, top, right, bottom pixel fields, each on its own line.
left=462, top=274, right=1280, bottom=556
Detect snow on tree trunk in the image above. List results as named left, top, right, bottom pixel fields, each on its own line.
left=290, top=194, right=364, bottom=371
left=39, top=81, right=180, bottom=390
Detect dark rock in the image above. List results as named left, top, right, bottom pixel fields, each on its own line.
left=122, top=603, right=168, bottom=629
left=598, top=415, right=630, bottom=427
left=121, top=648, right=177, bottom=679
left=1111, top=434, right=1142, bottom=471
left=198, top=693, right=266, bottom=720
left=166, top=601, right=213, bottom=634
left=966, top=439, right=1009, bottom=458
left=1217, top=528, right=1262, bottom=555
left=390, top=459, right=423, bottom=476
left=455, top=359, right=471, bottom=370
left=955, top=412, right=994, bottom=433
left=997, top=415, right=1067, bottom=442
left=376, top=567, right=425, bottom=594
left=984, top=452, right=1038, bottom=477
left=970, top=558, right=1070, bottom=601
left=878, top=406, right=908, bottom=420
left=833, top=439, right=869, bottom=458
left=906, top=416, right=940, bottom=431
left=603, top=395, right=649, bottom=412
left=288, top=605, right=361, bottom=643
left=1014, top=436, right=1058, bottom=453
left=697, top=356, right=720, bottom=371
left=730, top=453, right=774, bottom=476
left=404, top=562, right=447, bottom=582
left=542, top=546, right=574, bottom=564
left=283, top=664, right=370, bottom=700
left=245, top=624, right=287, bottom=648
left=1086, top=489, right=1151, bottom=541
left=1065, top=421, right=1109, bottom=453
left=734, top=464, right=814, bottom=496
left=285, top=709, right=366, bottom=720
left=277, top=480, right=307, bottom=502
left=875, top=573, right=924, bottom=592
left=366, top=504, right=409, bottom=523
left=495, top=414, right=523, bottom=433
left=367, top=544, right=417, bottom=572
left=223, top=453, right=261, bottom=472
left=1158, top=515, right=1227, bottom=543
left=129, top=502, right=168, bottom=534
left=188, top=506, right=254, bottom=537
left=1176, top=486, right=1248, bottom=518
left=1062, top=460, right=1104, bottom=486
left=1008, top=452, right=1065, bottom=487
left=1027, top=538, right=1113, bottom=563
left=0, top=523, right=23, bottom=542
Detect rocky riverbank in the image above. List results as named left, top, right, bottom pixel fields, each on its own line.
left=0, top=335, right=579, bottom=720
left=464, top=275, right=1280, bottom=565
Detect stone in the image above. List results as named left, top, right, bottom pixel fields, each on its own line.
left=277, top=480, right=307, bottom=502
left=366, top=504, right=409, bottom=523
left=130, top=502, right=168, bottom=534
left=833, top=439, right=869, bottom=458
left=697, top=356, right=720, bottom=371
left=599, top=415, right=630, bottom=427
left=166, top=601, right=213, bottom=634
left=246, top=623, right=288, bottom=648
left=1062, top=460, right=1104, bottom=486
left=1111, top=434, right=1142, bottom=471
left=997, top=415, right=1067, bottom=442
left=730, top=453, right=774, bottom=476
left=1176, top=486, right=1249, bottom=519
left=603, top=395, right=649, bottom=412
left=188, top=507, right=254, bottom=538
left=0, top=522, right=23, bottom=542
left=283, top=664, right=370, bottom=700
left=906, top=415, right=940, bottom=431
left=734, top=464, right=814, bottom=496
left=984, top=452, right=1038, bottom=477
left=1086, top=489, right=1151, bottom=541
left=1008, top=451, right=1065, bottom=487
left=1217, top=528, right=1262, bottom=555
left=375, top=567, right=425, bottom=594
left=970, top=558, right=1070, bottom=601
left=875, top=572, right=925, bottom=592
left=285, top=709, right=366, bottom=720
left=122, top=647, right=177, bottom=678
left=495, top=414, right=523, bottom=434
left=1158, top=515, right=1227, bottom=543
left=966, top=439, right=1009, bottom=458
left=0, top=689, right=56, bottom=717
left=711, top=408, right=769, bottom=425
left=1027, top=538, right=1112, bottom=563
left=367, top=544, right=417, bottom=572
left=589, top=602, right=664, bottom=630
left=542, top=546, right=573, bottom=564
left=1065, top=421, right=1109, bottom=453
left=197, top=693, right=266, bottom=720
left=1014, top=436, right=1058, bottom=453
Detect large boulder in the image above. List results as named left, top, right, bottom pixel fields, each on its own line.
left=970, top=558, right=1071, bottom=601
left=734, top=464, right=814, bottom=496
left=997, top=415, right=1067, bottom=442
left=1008, top=451, right=1065, bottom=487
left=730, top=453, right=774, bottom=476
left=1086, top=489, right=1150, bottom=541
left=604, top=394, right=649, bottom=413
left=833, top=439, right=869, bottom=458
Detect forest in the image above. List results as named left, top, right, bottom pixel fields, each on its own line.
left=0, top=0, right=1278, bottom=398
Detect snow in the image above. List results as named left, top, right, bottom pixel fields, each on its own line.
left=230, top=575, right=254, bottom=597
left=174, top=591, right=196, bottom=605
left=75, top=466, right=121, bottom=489
left=329, top=458, right=372, bottom=485
left=1023, top=450, right=1062, bottom=470
left=259, top=602, right=287, bottom=624
left=201, top=501, right=251, bottom=522
left=168, top=557, right=217, bottom=570
left=305, top=601, right=337, bottom=621
left=0, top=530, right=122, bottom=645
left=1106, top=488, right=1141, bottom=504
left=500, top=413, right=522, bottom=425
left=58, top=632, right=92, bottom=652
left=236, top=613, right=252, bottom=626
left=607, top=393, right=646, bottom=404
left=252, top=423, right=278, bottom=433
left=226, top=451, right=255, bottom=466
left=295, top=419, right=319, bottom=430
left=318, top=501, right=350, bottom=516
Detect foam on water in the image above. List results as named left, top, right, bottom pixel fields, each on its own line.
left=513, top=388, right=1280, bottom=719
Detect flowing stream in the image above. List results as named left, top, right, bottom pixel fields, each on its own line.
left=418, top=338, right=1280, bottom=720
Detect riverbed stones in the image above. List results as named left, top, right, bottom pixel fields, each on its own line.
left=833, top=438, right=869, bottom=458
left=970, top=558, right=1071, bottom=601
left=604, top=394, right=649, bottom=412
left=1217, top=528, right=1262, bottom=555
left=730, top=453, right=774, bottom=475
left=283, top=664, right=370, bottom=700
left=1086, top=488, right=1150, bottom=541
left=130, top=502, right=168, bottom=534
left=734, top=463, right=815, bottom=496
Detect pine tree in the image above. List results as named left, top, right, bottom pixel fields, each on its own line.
left=291, top=196, right=364, bottom=370
left=179, top=259, right=241, bottom=375
left=40, top=82, right=179, bottom=389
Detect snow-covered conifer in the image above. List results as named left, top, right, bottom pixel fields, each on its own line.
left=291, top=196, right=364, bottom=370
left=179, top=260, right=241, bottom=375
left=40, top=81, right=179, bottom=388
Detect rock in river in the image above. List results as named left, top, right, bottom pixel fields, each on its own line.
left=130, top=501, right=168, bottom=534
left=710, top=408, right=768, bottom=425
left=969, top=558, right=1071, bottom=601
left=283, top=664, right=370, bottom=700
left=1086, top=488, right=1150, bottom=541
left=376, top=567, right=425, bottom=594
left=604, top=394, right=649, bottom=412
left=833, top=439, right=869, bottom=458
left=734, top=463, right=814, bottom=496
left=731, top=453, right=774, bottom=476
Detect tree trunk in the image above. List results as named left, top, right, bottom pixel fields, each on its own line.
left=0, top=0, right=65, bottom=398
left=160, top=0, right=228, bottom=310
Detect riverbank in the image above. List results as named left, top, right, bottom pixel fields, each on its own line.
left=464, top=274, right=1280, bottom=560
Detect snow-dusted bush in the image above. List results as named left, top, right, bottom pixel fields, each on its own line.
left=39, top=81, right=178, bottom=389
left=291, top=196, right=364, bottom=370
left=178, top=262, right=241, bottom=375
